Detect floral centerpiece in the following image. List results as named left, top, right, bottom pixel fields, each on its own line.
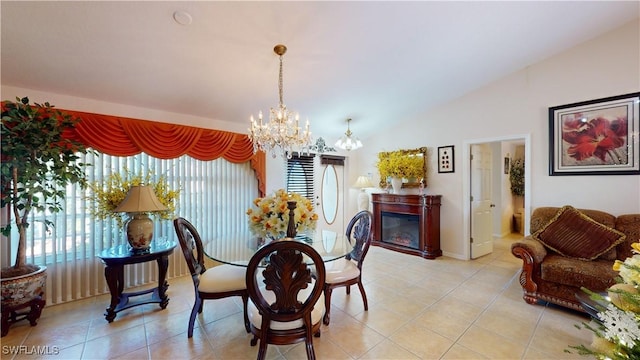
left=246, top=189, right=318, bottom=239
left=88, top=170, right=179, bottom=226
left=568, top=242, right=640, bottom=359
left=376, top=150, right=424, bottom=180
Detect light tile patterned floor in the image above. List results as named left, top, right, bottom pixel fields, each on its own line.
left=2, top=234, right=593, bottom=359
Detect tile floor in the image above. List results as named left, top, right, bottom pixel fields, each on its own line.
left=2, top=234, right=594, bottom=359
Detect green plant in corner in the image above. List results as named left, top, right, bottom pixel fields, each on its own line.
left=509, top=158, right=525, bottom=196
left=1, top=97, right=92, bottom=277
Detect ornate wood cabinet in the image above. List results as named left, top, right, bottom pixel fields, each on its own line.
left=371, top=193, right=442, bottom=259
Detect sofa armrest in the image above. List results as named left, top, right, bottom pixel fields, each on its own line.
left=511, top=237, right=547, bottom=264
left=511, top=237, right=548, bottom=299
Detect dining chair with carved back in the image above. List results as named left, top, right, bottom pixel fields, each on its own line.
left=245, top=239, right=326, bottom=360
left=322, top=210, right=373, bottom=325
left=173, top=217, right=250, bottom=338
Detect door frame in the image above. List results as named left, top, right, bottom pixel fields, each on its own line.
left=462, top=134, right=532, bottom=260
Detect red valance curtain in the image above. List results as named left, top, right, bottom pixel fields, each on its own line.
left=62, top=109, right=266, bottom=196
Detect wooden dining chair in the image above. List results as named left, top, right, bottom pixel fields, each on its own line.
left=322, top=210, right=373, bottom=325
left=173, top=217, right=249, bottom=338
left=246, top=240, right=326, bottom=360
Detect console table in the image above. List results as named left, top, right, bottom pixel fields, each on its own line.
left=371, top=193, right=442, bottom=259
left=98, top=241, right=176, bottom=322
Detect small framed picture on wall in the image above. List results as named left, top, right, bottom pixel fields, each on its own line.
left=438, top=145, right=454, bottom=173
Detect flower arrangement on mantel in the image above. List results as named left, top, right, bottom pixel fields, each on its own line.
left=376, top=150, right=424, bottom=180
left=568, top=242, right=640, bottom=359
left=246, top=189, right=318, bottom=239
left=88, top=170, right=179, bottom=226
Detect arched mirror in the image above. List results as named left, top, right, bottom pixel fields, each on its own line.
left=321, top=165, right=338, bottom=225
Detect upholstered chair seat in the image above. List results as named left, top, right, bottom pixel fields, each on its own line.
left=198, top=265, right=247, bottom=293
left=247, top=281, right=325, bottom=330
left=324, top=259, right=360, bottom=283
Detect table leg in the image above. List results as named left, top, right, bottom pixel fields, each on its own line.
left=104, top=264, right=123, bottom=322
left=157, top=255, right=170, bottom=309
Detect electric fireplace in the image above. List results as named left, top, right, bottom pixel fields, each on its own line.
left=371, top=193, right=442, bottom=259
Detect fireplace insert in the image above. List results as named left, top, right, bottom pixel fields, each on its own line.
left=381, top=211, right=419, bottom=250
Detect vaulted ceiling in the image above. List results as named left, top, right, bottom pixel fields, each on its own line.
left=2, top=1, right=638, bottom=144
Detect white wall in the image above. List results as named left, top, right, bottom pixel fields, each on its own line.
left=352, top=19, right=640, bottom=259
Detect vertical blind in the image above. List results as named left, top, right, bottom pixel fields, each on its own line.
left=18, top=151, right=257, bottom=305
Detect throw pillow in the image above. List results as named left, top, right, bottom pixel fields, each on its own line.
left=532, top=205, right=626, bottom=260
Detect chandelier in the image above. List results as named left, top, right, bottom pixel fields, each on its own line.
left=249, top=44, right=312, bottom=158
left=334, top=118, right=362, bottom=151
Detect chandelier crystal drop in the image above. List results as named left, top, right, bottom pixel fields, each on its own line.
left=249, top=44, right=312, bottom=159
left=334, top=118, right=362, bottom=151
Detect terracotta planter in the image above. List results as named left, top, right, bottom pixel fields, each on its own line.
left=1, top=265, right=47, bottom=308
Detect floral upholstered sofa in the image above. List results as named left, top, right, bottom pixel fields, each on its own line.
left=511, top=205, right=640, bottom=312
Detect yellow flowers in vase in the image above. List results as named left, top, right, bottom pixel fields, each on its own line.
left=88, top=170, right=179, bottom=226
left=376, top=150, right=424, bottom=181
left=246, top=189, right=318, bottom=239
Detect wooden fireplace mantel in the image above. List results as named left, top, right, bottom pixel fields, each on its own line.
left=371, top=193, right=442, bottom=259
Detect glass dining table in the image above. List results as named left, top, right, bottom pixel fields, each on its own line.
left=202, top=230, right=355, bottom=267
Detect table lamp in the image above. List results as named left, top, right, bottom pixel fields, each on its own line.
left=353, top=176, right=374, bottom=211
left=114, top=185, right=168, bottom=251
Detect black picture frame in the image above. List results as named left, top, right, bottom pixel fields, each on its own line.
left=549, top=92, right=640, bottom=176
left=437, top=145, right=454, bottom=173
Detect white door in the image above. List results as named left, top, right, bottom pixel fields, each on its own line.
left=315, top=159, right=345, bottom=236
left=471, top=144, right=494, bottom=259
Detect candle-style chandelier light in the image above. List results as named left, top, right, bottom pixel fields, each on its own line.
left=248, top=44, right=312, bottom=158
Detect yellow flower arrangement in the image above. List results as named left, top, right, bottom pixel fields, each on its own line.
left=246, top=189, right=318, bottom=239
left=88, top=170, right=179, bottom=226
left=376, top=150, right=424, bottom=180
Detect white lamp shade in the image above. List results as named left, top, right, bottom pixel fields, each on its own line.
left=114, top=185, right=168, bottom=213
left=353, top=176, right=373, bottom=189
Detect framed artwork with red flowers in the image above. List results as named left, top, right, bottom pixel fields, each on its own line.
left=549, top=92, right=640, bottom=176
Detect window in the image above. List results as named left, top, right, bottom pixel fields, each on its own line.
left=286, top=153, right=315, bottom=204
left=11, top=151, right=258, bottom=304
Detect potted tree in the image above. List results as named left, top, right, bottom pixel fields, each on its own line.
left=509, top=157, right=525, bottom=234
left=1, top=97, right=90, bottom=335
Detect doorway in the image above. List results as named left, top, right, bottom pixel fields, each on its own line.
left=462, top=134, right=531, bottom=260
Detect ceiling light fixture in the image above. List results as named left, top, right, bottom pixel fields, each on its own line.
left=335, top=118, right=362, bottom=151
left=249, top=44, right=312, bottom=159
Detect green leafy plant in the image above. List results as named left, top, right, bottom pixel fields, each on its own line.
left=510, top=158, right=525, bottom=196
left=1, top=97, right=91, bottom=276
